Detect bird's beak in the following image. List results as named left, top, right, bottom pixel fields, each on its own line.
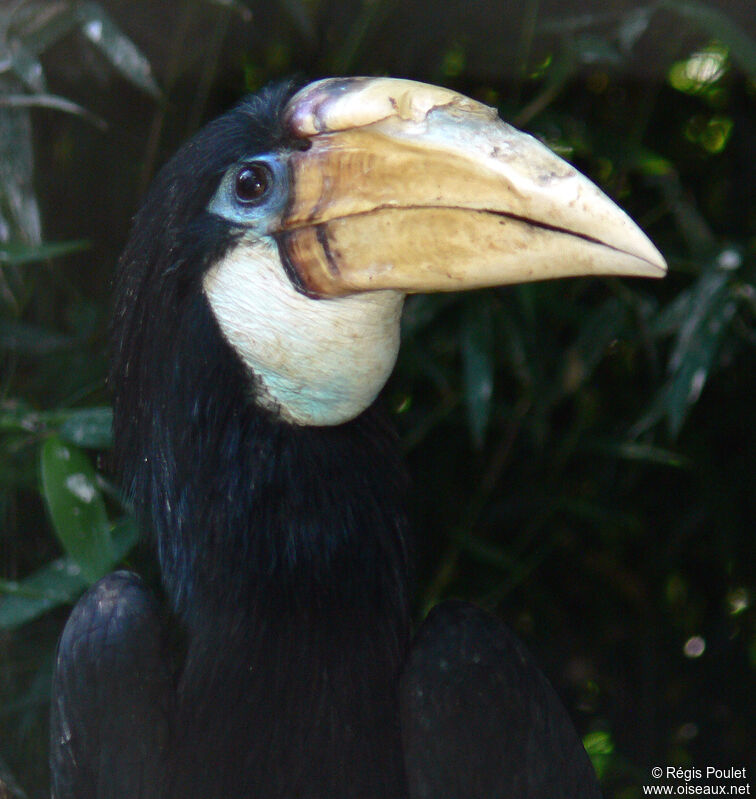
left=276, top=77, right=666, bottom=298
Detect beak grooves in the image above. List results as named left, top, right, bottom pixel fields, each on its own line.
left=277, top=78, right=666, bottom=298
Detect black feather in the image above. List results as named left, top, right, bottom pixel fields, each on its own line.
left=50, top=572, right=171, bottom=799
left=52, top=80, right=602, bottom=799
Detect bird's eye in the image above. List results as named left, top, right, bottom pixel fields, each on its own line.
left=234, top=163, right=272, bottom=205
left=208, top=155, right=286, bottom=226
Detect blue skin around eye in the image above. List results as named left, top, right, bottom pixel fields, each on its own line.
left=207, top=154, right=290, bottom=234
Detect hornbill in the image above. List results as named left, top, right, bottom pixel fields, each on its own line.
left=50, top=78, right=665, bottom=799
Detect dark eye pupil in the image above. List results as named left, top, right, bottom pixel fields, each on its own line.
left=235, top=163, right=271, bottom=204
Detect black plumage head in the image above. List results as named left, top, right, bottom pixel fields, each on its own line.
left=54, top=77, right=664, bottom=799
left=110, top=82, right=409, bottom=621
left=109, top=75, right=664, bottom=621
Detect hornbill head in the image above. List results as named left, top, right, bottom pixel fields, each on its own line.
left=116, top=77, right=665, bottom=433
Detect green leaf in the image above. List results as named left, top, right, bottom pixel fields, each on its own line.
left=402, top=294, right=459, bottom=337
left=0, top=239, right=89, bottom=266
left=13, top=1, right=80, bottom=57
left=329, top=0, right=393, bottom=74
left=0, top=404, right=111, bottom=447
left=277, top=0, right=316, bottom=43
left=0, top=320, right=71, bottom=355
left=649, top=285, right=697, bottom=337
left=207, top=0, right=253, bottom=20
left=0, top=401, right=47, bottom=434
left=572, top=33, right=623, bottom=66
left=660, top=0, right=756, bottom=79
left=588, top=439, right=691, bottom=468
left=635, top=148, right=674, bottom=177
left=40, top=436, right=113, bottom=583
left=664, top=271, right=732, bottom=437
left=0, top=558, right=88, bottom=630
left=0, top=74, right=42, bottom=250
left=584, top=730, right=615, bottom=780
left=617, top=6, right=653, bottom=52
left=76, top=2, right=161, bottom=98
left=653, top=171, right=716, bottom=257
left=538, top=10, right=618, bottom=35
left=636, top=264, right=736, bottom=437
left=110, top=515, right=140, bottom=561
left=7, top=41, right=47, bottom=92
left=560, top=297, right=628, bottom=395
left=0, top=517, right=137, bottom=630
left=461, top=299, right=495, bottom=448
left=0, top=752, right=27, bottom=798
left=59, top=407, right=113, bottom=449
left=0, top=95, right=107, bottom=130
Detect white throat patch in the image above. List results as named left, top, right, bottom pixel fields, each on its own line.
left=202, top=236, right=404, bottom=426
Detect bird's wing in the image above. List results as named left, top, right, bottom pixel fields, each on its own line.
left=50, top=571, right=173, bottom=799
left=399, top=600, right=601, bottom=799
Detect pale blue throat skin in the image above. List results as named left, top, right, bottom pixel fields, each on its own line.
left=203, top=234, right=403, bottom=427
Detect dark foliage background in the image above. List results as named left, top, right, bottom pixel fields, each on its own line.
left=1, top=0, right=754, bottom=796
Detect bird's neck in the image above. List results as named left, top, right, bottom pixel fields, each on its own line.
left=114, top=294, right=412, bottom=795
left=172, top=549, right=410, bottom=797
left=155, top=388, right=411, bottom=632
left=115, top=293, right=411, bottom=618
left=166, top=410, right=411, bottom=797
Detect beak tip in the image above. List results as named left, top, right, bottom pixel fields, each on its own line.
left=625, top=234, right=668, bottom=279
left=629, top=255, right=668, bottom=279
left=283, top=76, right=670, bottom=294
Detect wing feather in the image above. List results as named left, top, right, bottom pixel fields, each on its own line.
left=400, top=600, right=601, bottom=799
left=50, top=571, right=173, bottom=799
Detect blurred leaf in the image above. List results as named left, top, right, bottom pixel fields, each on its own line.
left=496, top=301, right=533, bottom=391
left=558, top=496, right=639, bottom=529
left=447, top=528, right=519, bottom=571
left=59, top=406, right=113, bottom=449
left=660, top=0, right=756, bottom=79
left=664, top=271, right=732, bottom=431
left=0, top=94, right=107, bottom=129
left=572, top=33, right=623, bottom=65
left=0, top=77, right=41, bottom=250
left=0, top=320, right=71, bottom=355
left=584, top=730, right=615, bottom=780
left=329, top=0, right=394, bottom=74
left=617, top=6, right=653, bottom=52
left=441, top=42, right=466, bottom=78
left=76, top=2, right=161, bottom=98
left=40, top=435, right=113, bottom=583
left=0, top=516, right=135, bottom=630
left=6, top=42, right=47, bottom=93
left=514, top=43, right=578, bottom=126
left=461, top=299, right=494, bottom=448
left=560, top=297, right=628, bottom=395
left=11, top=1, right=79, bottom=57
left=278, top=0, right=316, bottom=43
left=588, top=439, right=691, bottom=468
left=110, top=515, right=140, bottom=559
left=0, top=239, right=89, bottom=266
left=0, top=558, right=87, bottom=631
left=650, top=282, right=701, bottom=337
left=636, top=264, right=736, bottom=437
left=0, top=650, right=54, bottom=718
left=402, top=294, right=459, bottom=337
left=538, top=10, right=619, bottom=35
left=652, top=171, right=716, bottom=256
left=0, top=403, right=110, bottom=440
left=207, top=0, right=253, bottom=21
left=0, top=751, right=28, bottom=798
left=634, top=148, right=674, bottom=177
left=0, top=402, right=48, bottom=434
left=668, top=42, right=728, bottom=96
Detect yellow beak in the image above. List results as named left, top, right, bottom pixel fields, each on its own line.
left=275, top=77, right=666, bottom=298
